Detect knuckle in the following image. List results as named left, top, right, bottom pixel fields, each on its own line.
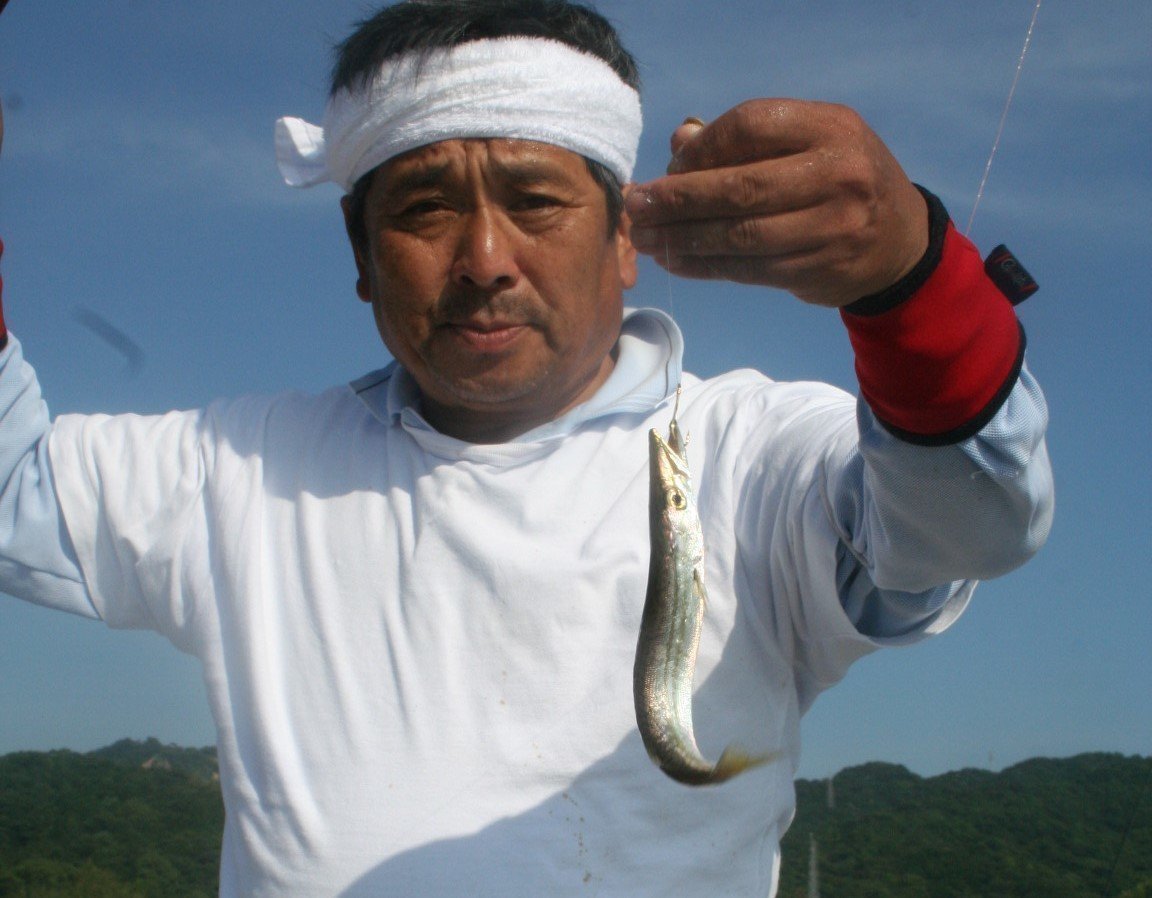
left=728, top=217, right=765, bottom=252
left=721, top=167, right=768, bottom=212
left=824, top=102, right=867, bottom=133
left=741, top=99, right=796, bottom=146
left=731, top=98, right=771, bottom=128
left=828, top=151, right=881, bottom=206
left=661, top=184, right=695, bottom=219
left=824, top=201, right=873, bottom=254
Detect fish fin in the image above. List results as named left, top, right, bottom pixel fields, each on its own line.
left=693, top=567, right=709, bottom=611
left=712, top=745, right=783, bottom=782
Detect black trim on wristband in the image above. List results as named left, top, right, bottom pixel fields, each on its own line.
left=875, top=322, right=1027, bottom=447
left=841, top=185, right=951, bottom=318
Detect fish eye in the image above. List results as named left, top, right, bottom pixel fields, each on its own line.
left=670, top=491, right=686, bottom=510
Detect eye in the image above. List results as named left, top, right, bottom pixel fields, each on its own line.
left=511, top=192, right=563, bottom=213
left=400, top=199, right=450, bottom=217
left=669, top=491, right=687, bottom=510
left=387, top=198, right=456, bottom=233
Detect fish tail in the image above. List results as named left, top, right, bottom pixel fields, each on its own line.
left=711, top=745, right=783, bottom=782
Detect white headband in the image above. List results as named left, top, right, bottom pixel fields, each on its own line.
left=275, top=37, right=642, bottom=192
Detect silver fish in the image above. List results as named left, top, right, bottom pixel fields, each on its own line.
left=633, top=388, right=776, bottom=785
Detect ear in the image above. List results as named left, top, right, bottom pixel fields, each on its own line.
left=340, top=194, right=372, bottom=303
left=616, top=185, right=639, bottom=290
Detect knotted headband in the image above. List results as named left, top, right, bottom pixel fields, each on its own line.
left=275, top=37, right=643, bottom=192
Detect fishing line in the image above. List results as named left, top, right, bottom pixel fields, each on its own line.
left=965, top=0, right=1043, bottom=236
left=663, top=232, right=685, bottom=403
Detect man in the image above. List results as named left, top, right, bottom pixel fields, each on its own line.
left=0, top=0, right=1052, bottom=895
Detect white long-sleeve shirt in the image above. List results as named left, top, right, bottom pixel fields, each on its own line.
left=0, top=308, right=1052, bottom=896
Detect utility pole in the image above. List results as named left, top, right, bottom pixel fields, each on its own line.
left=808, top=833, right=820, bottom=898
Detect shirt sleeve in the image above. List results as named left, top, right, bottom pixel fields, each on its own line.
left=45, top=402, right=212, bottom=649
left=833, top=362, right=1052, bottom=641
left=0, top=336, right=95, bottom=618
left=0, top=237, right=96, bottom=616
left=829, top=188, right=1054, bottom=640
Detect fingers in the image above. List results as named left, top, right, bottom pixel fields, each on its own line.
left=641, top=211, right=874, bottom=305
left=667, top=100, right=837, bottom=175
left=624, top=98, right=928, bottom=306
left=631, top=209, right=829, bottom=265
left=651, top=247, right=870, bottom=310
left=628, top=101, right=863, bottom=228
left=629, top=151, right=837, bottom=231
left=628, top=142, right=846, bottom=266
left=668, top=117, right=705, bottom=173
left=632, top=178, right=925, bottom=306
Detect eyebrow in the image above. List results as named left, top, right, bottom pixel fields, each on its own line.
left=378, top=161, right=453, bottom=197
left=381, top=150, right=580, bottom=198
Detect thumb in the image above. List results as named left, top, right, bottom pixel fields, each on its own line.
left=667, top=117, right=706, bottom=175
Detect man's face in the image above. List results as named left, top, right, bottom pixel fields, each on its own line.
left=344, top=138, right=637, bottom=443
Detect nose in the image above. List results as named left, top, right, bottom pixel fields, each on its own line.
left=450, top=207, right=519, bottom=291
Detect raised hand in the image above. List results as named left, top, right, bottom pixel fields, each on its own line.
left=625, top=99, right=929, bottom=308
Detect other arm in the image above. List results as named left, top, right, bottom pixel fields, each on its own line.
left=0, top=257, right=96, bottom=616
left=0, top=99, right=105, bottom=617
left=625, top=101, right=1053, bottom=636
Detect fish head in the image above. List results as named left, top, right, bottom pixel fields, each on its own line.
left=649, top=426, right=695, bottom=522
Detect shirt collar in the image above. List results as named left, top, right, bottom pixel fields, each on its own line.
left=349, top=307, right=683, bottom=443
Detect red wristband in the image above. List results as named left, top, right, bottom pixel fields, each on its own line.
left=840, top=193, right=1023, bottom=444
left=0, top=238, right=7, bottom=349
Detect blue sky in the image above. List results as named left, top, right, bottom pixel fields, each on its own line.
left=0, top=1, right=1148, bottom=781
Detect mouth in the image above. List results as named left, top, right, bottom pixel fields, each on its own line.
left=442, top=320, right=531, bottom=352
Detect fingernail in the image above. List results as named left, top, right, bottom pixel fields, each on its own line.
left=669, top=119, right=704, bottom=174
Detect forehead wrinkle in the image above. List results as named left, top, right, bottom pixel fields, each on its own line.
left=490, top=157, right=581, bottom=189
left=486, top=141, right=586, bottom=185
left=384, top=139, right=586, bottom=192
left=377, top=156, right=453, bottom=198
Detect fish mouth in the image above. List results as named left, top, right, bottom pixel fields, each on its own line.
left=649, top=427, right=690, bottom=481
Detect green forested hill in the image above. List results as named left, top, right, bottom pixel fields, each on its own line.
left=0, top=742, right=222, bottom=897
left=778, top=753, right=1152, bottom=897
left=87, top=739, right=219, bottom=784
left=0, top=743, right=1148, bottom=897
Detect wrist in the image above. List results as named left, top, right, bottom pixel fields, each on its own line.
left=842, top=185, right=948, bottom=317
left=839, top=189, right=1025, bottom=444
